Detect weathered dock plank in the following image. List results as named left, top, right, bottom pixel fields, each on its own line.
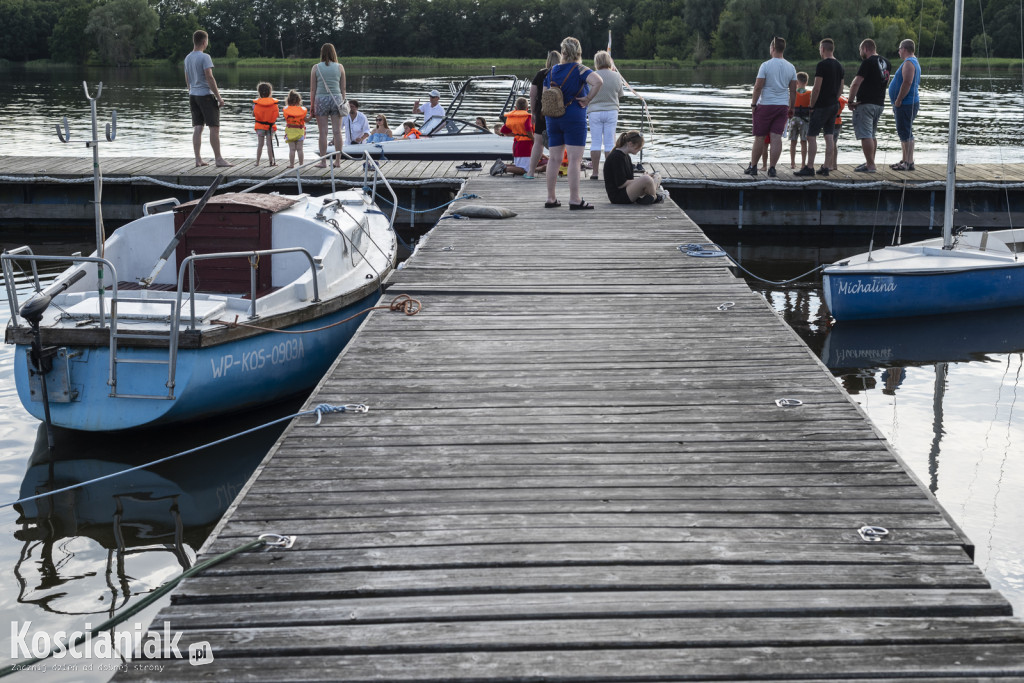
left=110, top=170, right=1024, bottom=680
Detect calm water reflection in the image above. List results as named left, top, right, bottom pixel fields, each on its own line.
left=0, top=243, right=301, bottom=680
left=3, top=63, right=1023, bottom=164
left=737, top=246, right=1024, bottom=615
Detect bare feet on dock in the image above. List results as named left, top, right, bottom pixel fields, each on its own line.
left=195, top=160, right=210, bottom=167
left=315, top=162, right=327, bottom=168
left=269, top=161, right=277, bottom=166
left=215, top=159, right=234, bottom=167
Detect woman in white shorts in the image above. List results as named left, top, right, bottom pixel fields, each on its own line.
left=587, top=50, right=625, bottom=180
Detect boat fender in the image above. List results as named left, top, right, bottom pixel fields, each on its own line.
left=450, top=204, right=517, bottom=219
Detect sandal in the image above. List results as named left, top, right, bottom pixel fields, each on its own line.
left=590, top=174, right=599, bottom=180
left=569, top=200, right=594, bottom=211
left=891, top=160, right=914, bottom=171
left=544, top=200, right=561, bottom=208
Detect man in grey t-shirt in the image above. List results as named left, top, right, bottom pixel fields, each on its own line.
left=184, top=30, right=231, bottom=167
left=746, top=37, right=797, bottom=177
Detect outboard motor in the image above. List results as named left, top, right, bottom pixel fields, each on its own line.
left=19, top=269, right=86, bottom=449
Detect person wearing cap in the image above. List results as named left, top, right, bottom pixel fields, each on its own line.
left=412, top=89, right=445, bottom=135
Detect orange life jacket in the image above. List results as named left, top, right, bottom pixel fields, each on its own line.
left=835, top=96, right=847, bottom=125
left=403, top=127, right=422, bottom=139
left=282, top=105, right=307, bottom=129
left=503, top=109, right=532, bottom=143
left=253, top=97, right=279, bottom=131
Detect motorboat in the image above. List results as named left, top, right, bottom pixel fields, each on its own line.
left=822, top=0, right=1024, bottom=320
left=343, top=74, right=526, bottom=160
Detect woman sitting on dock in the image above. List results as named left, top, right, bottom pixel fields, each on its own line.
left=603, top=130, right=663, bottom=205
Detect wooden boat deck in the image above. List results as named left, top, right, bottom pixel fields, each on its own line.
left=110, top=169, right=1024, bottom=680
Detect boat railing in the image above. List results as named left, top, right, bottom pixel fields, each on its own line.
left=239, top=149, right=360, bottom=197
left=1, top=253, right=118, bottom=328
left=2, top=246, right=41, bottom=320
left=359, top=151, right=399, bottom=231
left=173, top=247, right=321, bottom=332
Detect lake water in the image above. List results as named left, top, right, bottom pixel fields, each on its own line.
left=4, top=62, right=1024, bottom=164
left=1, top=65, right=1023, bottom=678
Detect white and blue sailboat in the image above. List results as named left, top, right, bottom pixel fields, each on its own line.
left=3, top=152, right=398, bottom=432
left=822, top=0, right=1024, bottom=320
left=4, top=85, right=401, bottom=434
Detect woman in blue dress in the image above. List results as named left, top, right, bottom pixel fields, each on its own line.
left=367, top=114, right=394, bottom=143
left=544, top=36, right=604, bottom=210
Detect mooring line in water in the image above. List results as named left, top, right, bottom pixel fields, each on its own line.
left=0, top=403, right=367, bottom=511
left=0, top=533, right=294, bottom=677
left=211, top=293, right=421, bottom=335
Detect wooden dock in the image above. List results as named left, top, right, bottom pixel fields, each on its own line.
left=117, top=171, right=1024, bottom=681
left=3, top=156, right=1024, bottom=238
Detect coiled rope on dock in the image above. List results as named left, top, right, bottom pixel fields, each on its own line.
left=211, top=293, right=422, bottom=335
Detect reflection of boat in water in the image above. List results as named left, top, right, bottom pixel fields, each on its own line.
left=344, top=75, right=524, bottom=160
left=821, top=306, right=1024, bottom=371
left=13, top=409, right=277, bottom=617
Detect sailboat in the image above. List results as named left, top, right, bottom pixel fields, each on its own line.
left=822, top=0, right=1024, bottom=321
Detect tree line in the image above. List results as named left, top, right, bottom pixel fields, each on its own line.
left=2, top=0, right=1021, bottom=66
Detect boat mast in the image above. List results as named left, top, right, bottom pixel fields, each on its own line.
left=943, top=0, right=964, bottom=249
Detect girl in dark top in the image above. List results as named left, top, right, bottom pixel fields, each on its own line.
left=603, top=130, right=663, bottom=205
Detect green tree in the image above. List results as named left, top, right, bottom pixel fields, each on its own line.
left=151, top=0, right=200, bottom=61
left=49, top=0, right=95, bottom=62
left=85, top=0, right=160, bottom=65
left=0, top=0, right=61, bottom=61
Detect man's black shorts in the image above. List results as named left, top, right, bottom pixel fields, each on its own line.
left=190, top=94, right=220, bottom=128
left=807, top=103, right=838, bottom=137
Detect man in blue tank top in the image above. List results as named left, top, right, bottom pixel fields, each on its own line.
left=888, top=38, right=921, bottom=171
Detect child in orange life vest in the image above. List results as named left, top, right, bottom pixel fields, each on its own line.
left=252, top=82, right=279, bottom=166
left=402, top=121, right=422, bottom=139
left=830, top=95, right=847, bottom=170
left=497, top=97, right=533, bottom=176
left=282, top=90, right=308, bottom=168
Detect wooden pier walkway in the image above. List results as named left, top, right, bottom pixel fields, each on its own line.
left=109, top=169, right=1024, bottom=680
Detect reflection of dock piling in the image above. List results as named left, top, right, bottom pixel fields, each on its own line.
left=3, top=157, right=1024, bottom=242
left=120, top=171, right=1024, bottom=681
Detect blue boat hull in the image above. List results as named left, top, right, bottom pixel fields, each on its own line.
left=14, top=293, right=380, bottom=431
left=823, top=263, right=1024, bottom=320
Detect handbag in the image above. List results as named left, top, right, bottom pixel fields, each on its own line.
left=541, top=64, right=583, bottom=118
left=315, top=64, right=350, bottom=117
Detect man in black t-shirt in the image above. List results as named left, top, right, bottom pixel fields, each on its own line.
left=847, top=38, right=890, bottom=172
left=794, top=38, right=844, bottom=177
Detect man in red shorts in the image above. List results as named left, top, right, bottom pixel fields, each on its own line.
left=746, top=37, right=797, bottom=178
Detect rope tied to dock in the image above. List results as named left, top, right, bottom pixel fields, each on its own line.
left=372, top=191, right=480, bottom=214
left=211, top=293, right=421, bottom=335
left=0, top=533, right=295, bottom=678
left=678, top=243, right=826, bottom=286
left=0, top=401, right=370, bottom=511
